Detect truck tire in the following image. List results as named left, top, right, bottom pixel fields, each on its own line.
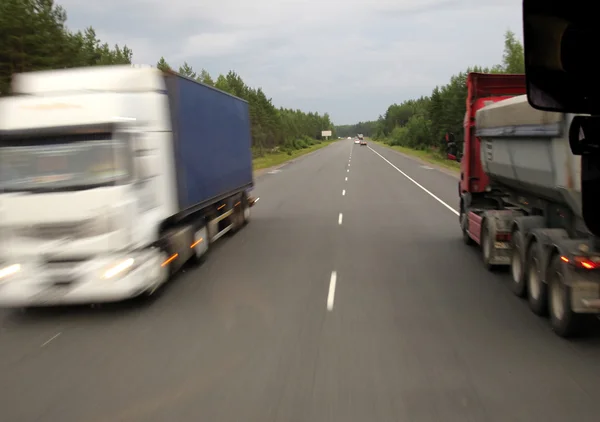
left=509, top=229, right=527, bottom=297
left=526, top=240, right=548, bottom=316
left=230, top=195, right=250, bottom=233
left=142, top=249, right=171, bottom=298
left=242, top=195, right=250, bottom=225
left=481, top=225, right=497, bottom=271
left=460, top=212, right=474, bottom=246
left=191, top=224, right=210, bottom=264
left=548, top=253, right=583, bottom=338
left=230, top=202, right=244, bottom=234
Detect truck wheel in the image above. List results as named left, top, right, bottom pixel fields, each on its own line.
left=481, top=226, right=496, bottom=271
left=143, top=249, right=171, bottom=298
left=191, top=225, right=210, bottom=264
left=526, top=240, right=548, bottom=316
left=230, top=197, right=249, bottom=233
left=242, top=196, right=250, bottom=225
left=460, top=212, right=474, bottom=246
left=548, top=253, right=583, bottom=338
left=509, top=230, right=527, bottom=297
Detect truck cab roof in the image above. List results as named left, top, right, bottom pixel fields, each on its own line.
left=11, top=65, right=165, bottom=95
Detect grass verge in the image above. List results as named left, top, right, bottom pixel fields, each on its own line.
left=253, top=141, right=333, bottom=171
left=372, top=140, right=460, bottom=173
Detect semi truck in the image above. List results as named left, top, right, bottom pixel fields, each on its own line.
left=0, top=65, right=256, bottom=307
left=457, top=72, right=600, bottom=338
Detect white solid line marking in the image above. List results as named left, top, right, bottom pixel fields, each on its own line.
left=41, top=332, right=61, bottom=347
left=338, top=213, right=343, bottom=225
left=368, top=147, right=459, bottom=216
left=327, top=271, right=337, bottom=310
left=342, top=189, right=346, bottom=196
left=345, top=177, right=348, bottom=181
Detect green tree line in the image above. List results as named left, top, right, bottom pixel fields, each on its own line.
left=155, top=57, right=335, bottom=155
left=335, top=121, right=378, bottom=138
left=0, top=0, right=335, bottom=156
left=339, top=30, right=525, bottom=153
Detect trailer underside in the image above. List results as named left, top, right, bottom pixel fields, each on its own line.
left=459, top=190, right=600, bottom=338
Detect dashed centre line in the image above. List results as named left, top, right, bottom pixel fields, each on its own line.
left=327, top=271, right=337, bottom=311
left=331, top=151, right=352, bottom=312
left=41, top=332, right=61, bottom=347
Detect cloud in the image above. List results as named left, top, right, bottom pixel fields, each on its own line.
left=57, top=0, right=523, bottom=123
left=179, top=31, right=258, bottom=58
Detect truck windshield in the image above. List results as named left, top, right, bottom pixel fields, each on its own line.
left=0, top=135, right=132, bottom=193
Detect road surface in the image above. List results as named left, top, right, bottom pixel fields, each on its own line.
left=1, top=139, right=600, bottom=422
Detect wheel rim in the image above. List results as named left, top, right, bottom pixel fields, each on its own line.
left=528, top=258, right=540, bottom=299
left=511, top=247, right=522, bottom=283
left=550, top=271, right=566, bottom=321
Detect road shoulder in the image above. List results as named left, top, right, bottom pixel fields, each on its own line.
left=253, top=141, right=335, bottom=179
left=371, top=140, right=460, bottom=180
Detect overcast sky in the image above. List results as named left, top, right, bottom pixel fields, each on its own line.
left=58, top=0, right=523, bottom=125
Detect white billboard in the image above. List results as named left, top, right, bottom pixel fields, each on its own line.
left=321, top=130, right=332, bottom=137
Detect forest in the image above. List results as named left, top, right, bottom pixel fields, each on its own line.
left=0, top=0, right=335, bottom=157
left=336, top=30, right=525, bottom=153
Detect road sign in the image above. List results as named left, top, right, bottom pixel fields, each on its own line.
left=321, top=130, right=332, bottom=137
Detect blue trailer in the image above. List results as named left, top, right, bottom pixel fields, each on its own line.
left=163, top=72, right=254, bottom=213
left=150, top=70, right=257, bottom=288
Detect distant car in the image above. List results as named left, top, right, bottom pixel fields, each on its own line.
left=354, top=139, right=360, bottom=144
left=360, top=139, right=367, bottom=146
left=347, top=137, right=351, bottom=140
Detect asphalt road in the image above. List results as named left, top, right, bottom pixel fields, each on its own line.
left=1, top=139, right=600, bottom=422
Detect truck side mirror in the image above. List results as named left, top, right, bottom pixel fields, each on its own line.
left=524, top=0, right=600, bottom=115
left=446, top=142, right=458, bottom=161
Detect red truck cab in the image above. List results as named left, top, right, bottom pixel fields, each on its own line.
left=459, top=73, right=527, bottom=196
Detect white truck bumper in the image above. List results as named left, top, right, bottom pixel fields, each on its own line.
left=0, top=250, right=167, bottom=307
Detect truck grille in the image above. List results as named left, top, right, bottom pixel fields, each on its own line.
left=44, top=258, right=87, bottom=285
left=17, top=223, right=83, bottom=240
left=45, top=257, right=87, bottom=268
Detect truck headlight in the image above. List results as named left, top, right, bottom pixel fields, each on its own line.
left=102, top=258, right=136, bottom=280
left=0, top=263, right=20, bottom=283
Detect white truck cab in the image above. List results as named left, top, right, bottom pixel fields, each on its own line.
left=0, top=67, right=178, bottom=305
